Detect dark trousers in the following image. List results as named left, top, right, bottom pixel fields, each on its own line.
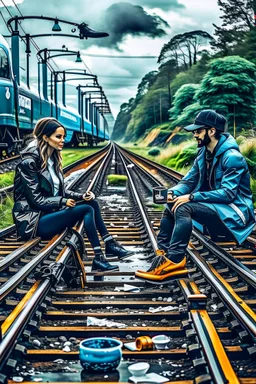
left=37, top=199, right=108, bottom=247
left=157, top=202, right=234, bottom=263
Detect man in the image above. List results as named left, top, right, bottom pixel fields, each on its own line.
left=136, top=109, right=255, bottom=283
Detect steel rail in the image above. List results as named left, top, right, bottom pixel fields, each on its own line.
left=0, top=155, right=20, bottom=166
left=115, top=145, right=240, bottom=384
left=188, top=245, right=256, bottom=341
left=119, top=146, right=256, bottom=341
left=0, top=145, right=114, bottom=373
left=0, top=230, right=67, bottom=302
left=121, top=146, right=256, bottom=290
left=0, top=222, right=84, bottom=372
left=117, top=148, right=158, bottom=252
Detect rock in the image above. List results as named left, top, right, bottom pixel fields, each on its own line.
left=63, top=346, right=71, bottom=352
left=181, top=343, right=187, bottom=348
left=64, top=341, right=72, bottom=347
left=32, top=340, right=41, bottom=347
left=59, top=336, right=67, bottom=342
left=126, top=334, right=133, bottom=340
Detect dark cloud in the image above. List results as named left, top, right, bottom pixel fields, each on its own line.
left=135, top=0, right=185, bottom=11
left=96, top=2, right=170, bottom=49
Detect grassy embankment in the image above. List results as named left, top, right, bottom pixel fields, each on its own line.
left=0, top=145, right=107, bottom=230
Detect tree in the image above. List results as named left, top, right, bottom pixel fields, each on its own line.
left=158, top=59, right=178, bottom=107
left=135, top=71, right=158, bottom=102
left=196, top=56, right=256, bottom=131
left=169, top=84, right=199, bottom=121
left=212, top=0, right=256, bottom=55
left=158, top=30, right=213, bottom=69
left=170, top=102, right=202, bottom=129
left=111, top=98, right=135, bottom=141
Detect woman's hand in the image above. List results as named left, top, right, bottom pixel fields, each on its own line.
left=66, top=199, right=76, bottom=207
left=83, top=191, right=95, bottom=201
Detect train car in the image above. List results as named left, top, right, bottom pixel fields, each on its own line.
left=0, top=35, right=109, bottom=157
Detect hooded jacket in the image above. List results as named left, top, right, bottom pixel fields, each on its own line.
left=12, top=146, right=83, bottom=240
left=169, top=133, right=255, bottom=244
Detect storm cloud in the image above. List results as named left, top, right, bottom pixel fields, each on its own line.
left=136, top=0, right=185, bottom=11
left=96, top=2, right=170, bottom=49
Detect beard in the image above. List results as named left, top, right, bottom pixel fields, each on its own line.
left=196, top=130, right=211, bottom=148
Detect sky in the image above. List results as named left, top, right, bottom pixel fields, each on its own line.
left=0, top=0, right=222, bottom=120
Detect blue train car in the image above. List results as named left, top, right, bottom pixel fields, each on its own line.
left=0, top=35, right=109, bottom=157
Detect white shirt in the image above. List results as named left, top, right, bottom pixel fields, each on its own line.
left=47, top=157, right=60, bottom=196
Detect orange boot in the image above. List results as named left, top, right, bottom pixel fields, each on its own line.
left=135, top=255, right=188, bottom=283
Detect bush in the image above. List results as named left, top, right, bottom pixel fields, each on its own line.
left=148, top=148, right=160, bottom=156
left=107, top=174, right=128, bottom=186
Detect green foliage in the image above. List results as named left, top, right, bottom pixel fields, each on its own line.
left=0, top=194, right=14, bottom=229
left=167, top=142, right=197, bottom=170
left=107, top=175, right=128, bottom=186
left=62, top=148, right=103, bottom=167
left=0, top=171, right=14, bottom=188
left=148, top=148, right=161, bottom=156
left=196, top=56, right=256, bottom=129
left=170, top=102, right=202, bottom=129
left=169, top=84, right=199, bottom=121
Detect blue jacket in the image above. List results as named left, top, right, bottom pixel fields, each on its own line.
left=169, top=133, right=255, bottom=244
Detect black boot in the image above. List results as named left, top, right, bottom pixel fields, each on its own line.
left=105, top=239, right=134, bottom=260
left=91, top=252, right=119, bottom=272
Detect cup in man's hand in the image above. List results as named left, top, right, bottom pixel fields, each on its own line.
left=152, top=187, right=168, bottom=204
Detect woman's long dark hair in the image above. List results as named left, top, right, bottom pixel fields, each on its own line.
left=33, top=117, right=65, bottom=174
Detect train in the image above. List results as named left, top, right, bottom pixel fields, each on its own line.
left=0, top=34, right=110, bottom=157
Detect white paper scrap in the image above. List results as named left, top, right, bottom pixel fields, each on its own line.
left=87, top=316, right=127, bottom=328
left=129, top=373, right=169, bottom=383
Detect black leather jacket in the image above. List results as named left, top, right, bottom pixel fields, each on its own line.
left=12, top=146, right=83, bottom=240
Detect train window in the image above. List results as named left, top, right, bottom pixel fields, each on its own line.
left=0, top=48, right=10, bottom=79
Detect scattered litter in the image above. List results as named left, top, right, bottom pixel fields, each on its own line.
left=124, top=284, right=141, bottom=292
left=148, top=305, right=178, bottom=313
left=127, top=164, right=134, bottom=168
left=210, top=304, right=218, bottom=311
left=12, top=377, right=23, bottom=382
left=33, top=379, right=42, bottom=382
left=87, top=316, right=127, bottom=328
left=129, top=372, right=169, bottom=383
left=124, top=341, right=137, bottom=351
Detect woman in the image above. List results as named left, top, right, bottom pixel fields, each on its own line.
left=13, top=117, right=132, bottom=272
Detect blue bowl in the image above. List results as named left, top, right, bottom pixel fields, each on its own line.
left=79, top=337, right=123, bottom=372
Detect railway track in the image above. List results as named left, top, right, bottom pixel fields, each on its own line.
left=0, top=143, right=255, bottom=384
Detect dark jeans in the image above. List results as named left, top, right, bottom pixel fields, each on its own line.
left=37, top=199, right=108, bottom=247
left=157, top=202, right=234, bottom=263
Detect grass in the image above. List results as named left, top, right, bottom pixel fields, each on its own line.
left=0, top=171, right=15, bottom=188
left=0, top=194, right=14, bottom=229
left=107, top=174, right=128, bottom=186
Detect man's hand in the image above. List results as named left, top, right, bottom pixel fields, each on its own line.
left=167, top=193, right=175, bottom=202
left=83, top=191, right=95, bottom=201
left=171, top=194, right=190, bottom=213
left=66, top=199, right=76, bottom=207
